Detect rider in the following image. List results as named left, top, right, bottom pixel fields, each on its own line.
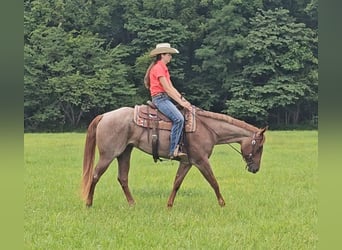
left=144, top=43, right=192, bottom=159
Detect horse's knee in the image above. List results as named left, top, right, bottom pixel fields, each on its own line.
left=93, top=174, right=100, bottom=183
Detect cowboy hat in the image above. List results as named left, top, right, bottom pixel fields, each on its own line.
left=149, top=43, right=179, bottom=57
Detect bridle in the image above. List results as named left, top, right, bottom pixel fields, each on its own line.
left=227, top=132, right=264, bottom=167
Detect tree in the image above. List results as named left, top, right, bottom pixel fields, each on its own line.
left=24, top=0, right=318, bottom=130
left=225, top=8, right=318, bottom=126
left=193, top=0, right=263, bottom=111
left=24, top=25, right=136, bottom=130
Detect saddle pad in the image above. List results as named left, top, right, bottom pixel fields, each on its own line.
left=133, top=104, right=196, bottom=132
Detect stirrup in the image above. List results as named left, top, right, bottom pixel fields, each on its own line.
left=169, top=145, right=187, bottom=160
left=169, top=152, right=187, bottom=160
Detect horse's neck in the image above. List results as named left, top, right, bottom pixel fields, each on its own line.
left=197, top=110, right=257, bottom=144
left=215, top=121, right=254, bottom=144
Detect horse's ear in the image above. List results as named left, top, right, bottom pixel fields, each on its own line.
left=258, top=126, right=268, bottom=136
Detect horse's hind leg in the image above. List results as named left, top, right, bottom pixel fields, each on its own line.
left=86, top=156, right=114, bottom=207
left=167, top=161, right=192, bottom=207
left=117, top=145, right=135, bottom=206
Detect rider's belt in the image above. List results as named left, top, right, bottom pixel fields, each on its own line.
left=152, top=92, right=167, bottom=98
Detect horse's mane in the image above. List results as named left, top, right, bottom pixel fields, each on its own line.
left=196, top=108, right=259, bottom=133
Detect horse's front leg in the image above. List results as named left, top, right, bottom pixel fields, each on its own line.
left=195, top=158, right=226, bottom=207
left=167, top=161, right=192, bottom=207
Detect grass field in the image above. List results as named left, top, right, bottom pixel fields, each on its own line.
left=24, top=130, right=317, bottom=249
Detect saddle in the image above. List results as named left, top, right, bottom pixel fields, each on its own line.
left=133, top=102, right=196, bottom=132
left=133, top=101, right=196, bottom=162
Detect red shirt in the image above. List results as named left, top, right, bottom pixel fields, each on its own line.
left=149, top=60, right=170, bottom=96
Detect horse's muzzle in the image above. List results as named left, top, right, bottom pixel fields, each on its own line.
left=247, top=165, right=259, bottom=174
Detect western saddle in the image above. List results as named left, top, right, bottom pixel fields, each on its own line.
left=133, top=101, right=196, bottom=162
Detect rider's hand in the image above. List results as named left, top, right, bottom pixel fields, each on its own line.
left=181, top=99, right=192, bottom=111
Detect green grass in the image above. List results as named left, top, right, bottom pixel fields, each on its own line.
left=24, top=131, right=317, bottom=249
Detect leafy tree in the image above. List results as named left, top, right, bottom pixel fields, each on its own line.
left=225, top=8, right=318, bottom=126
left=193, top=0, right=263, bottom=111
left=24, top=25, right=135, bottom=130
left=24, top=0, right=318, bottom=131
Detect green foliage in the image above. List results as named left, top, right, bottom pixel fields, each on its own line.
left=225, top=8, right=317, bottom=126
left=25, top=26, right=136, bottom=130
left=193, top=0, right=263, bottom=110
left=24, top=0, right=317, bottom=131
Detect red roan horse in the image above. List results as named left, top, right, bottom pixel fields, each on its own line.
left=81, top=106, right=267, bottom=207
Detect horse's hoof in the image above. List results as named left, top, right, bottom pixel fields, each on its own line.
left=128, top=201, right=135, bottom=207
left=219, top=199, right=226, bottom=207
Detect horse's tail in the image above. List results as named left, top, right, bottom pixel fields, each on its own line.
left=81, top=115, right=103, bottom=201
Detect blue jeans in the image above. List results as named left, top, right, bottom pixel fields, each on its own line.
left=152, top=93, right=184, bottom=155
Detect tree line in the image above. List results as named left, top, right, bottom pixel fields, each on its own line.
left=24, top=0, right=318, bottom=131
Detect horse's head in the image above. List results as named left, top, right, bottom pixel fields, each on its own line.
left=241, top=127, right=267, bottom=174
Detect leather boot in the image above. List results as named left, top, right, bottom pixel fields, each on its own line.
left=169, top=145, right=187, bottom=160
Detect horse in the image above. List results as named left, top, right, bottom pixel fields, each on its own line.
left=81, top=106, right=267, bottom=207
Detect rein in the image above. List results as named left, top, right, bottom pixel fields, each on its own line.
left=195, top=109, right=247, bottom=157
left=227, top=143, right=242, bottom=155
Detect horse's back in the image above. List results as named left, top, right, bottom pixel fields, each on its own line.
left=98, top=107, right=134, bottom=130
left=102, top=106, right=134, bottom=118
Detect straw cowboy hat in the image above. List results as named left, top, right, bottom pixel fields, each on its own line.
left=149, top=43, right=179, bottom=57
